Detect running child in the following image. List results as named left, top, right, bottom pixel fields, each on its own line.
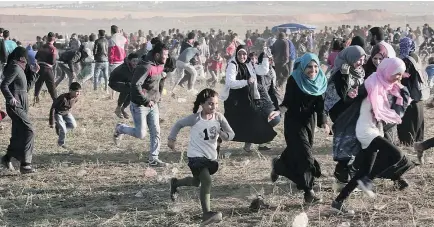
left=167, top=88, right=234, bottom=226
left=49, top=82, right=82, bottom=149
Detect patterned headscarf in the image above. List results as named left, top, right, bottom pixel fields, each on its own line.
left=399, top=37, right=416, bottom=59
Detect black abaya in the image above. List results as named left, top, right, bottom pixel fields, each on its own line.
left=0, top=63, right=38, bottom=165
left=397, top=101, right=424, bottom=146
left=274, top=76, right=326, bottom=191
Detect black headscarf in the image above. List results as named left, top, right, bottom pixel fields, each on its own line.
left=350, top=36, right=366, bottom=49
left=235, top=45, right=250, bottom=80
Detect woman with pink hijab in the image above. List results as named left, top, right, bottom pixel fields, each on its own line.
left=331, top=58, right=416, bottom=215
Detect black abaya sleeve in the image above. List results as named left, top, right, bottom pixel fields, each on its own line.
left=280, top=77, right=296, bottom=109
left=333, top=71, right=352, bottom=103
left=315, top=95, right=327, bottom=128
left=25, top=65, right=40, bottom=92
left=268, top=80, right=280, bottom=111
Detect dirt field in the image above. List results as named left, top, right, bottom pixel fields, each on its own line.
left=0, top=78, right=434, bottom=227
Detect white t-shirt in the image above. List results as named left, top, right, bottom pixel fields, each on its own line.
left=356, top=99, right=384, bottom=149
left=168, top=112, right=235, bottom=160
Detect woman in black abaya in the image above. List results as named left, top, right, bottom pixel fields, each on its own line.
left=0, top=46, right=39, bottom=174
left=270, top=53, right=330, bottom=204
left=221, top=45, right=277, bottom=151
left=397, top=37, right=425, bottom=146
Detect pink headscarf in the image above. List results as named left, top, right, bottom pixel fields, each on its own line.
left=364, top=58, right=409, bottom=124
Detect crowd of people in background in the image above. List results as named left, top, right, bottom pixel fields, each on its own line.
left=1, top=22, right=434, bottom=225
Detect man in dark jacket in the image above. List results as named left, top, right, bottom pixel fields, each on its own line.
left=271, top=32, right=290, bottom=89
left=113, top=43, right=169, bottom=167
left=109, top=53, right=139, bottom=119
left=34, top=32, right=58, bottom=103
left=55, top=45, right=88, bottom=88
left=93, top=29, right=109, bottom=91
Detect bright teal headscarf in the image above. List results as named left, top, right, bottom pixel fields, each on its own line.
left=292, top=53, right=327, bottom=96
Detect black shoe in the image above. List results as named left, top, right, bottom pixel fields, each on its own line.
left=170, top=178, right=178, bottom=201
left=331, top=200, right=355, bottom=215
left=304, top=190, right=322, bottom=204
left=270, top=157, right=279, bottom=183
left=394, top=178, right=409, bottom=190
left=258, top=145, right=272, bottom=151
left=20, top=165, right=36, bottom=174
left=1, top=155, right=14, bottom=171
left=201, top=211, right=222, bottom=226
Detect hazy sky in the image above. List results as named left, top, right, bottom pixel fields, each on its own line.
left=0, top=1, right=432, bottom=16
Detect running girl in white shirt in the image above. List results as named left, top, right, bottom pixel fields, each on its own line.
left=167, top=88, right=234, bottom=226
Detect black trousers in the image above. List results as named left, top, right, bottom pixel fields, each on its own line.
left=418, top=137, right=434, bottom=151
left=34, top=65, right=57, bottom=100
left=5, top=101, right=34, bottom=165
left=109, top=82, right=130, bottom=108
left=335, top=136, right=409, bottom=202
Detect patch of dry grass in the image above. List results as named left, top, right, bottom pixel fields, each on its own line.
left=0, top=80, right=434, bottom=227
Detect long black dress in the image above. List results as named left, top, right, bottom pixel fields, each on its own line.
left=0, top=63, right=38, bottom=166
left=223, top=62, right=277, bottom=144
left=397, top=57, right=424, bottom=146
left=274, top=76, right=326, bottom=191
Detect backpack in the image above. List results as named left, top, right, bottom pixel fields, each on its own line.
left=407, top=55, right=430, bottom=101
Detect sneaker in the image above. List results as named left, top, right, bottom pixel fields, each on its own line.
left=304, top=190, right=323, bottom=204
left=331, top=200, right=355, bottom=215
left=201, top=211, right=222, bottom=226
left=414, top=142, right=425, bottom=165
left=170, top=178, right=178, bottom=201
left=270, top=157, right=279, bottom=183
left=113, top=123, right=123, bottom=146
left=20, top=165, right=36, bottom=174
left=394, top=178, right=409, bottom=190
left=121, top=108, right=129, bottom=119
left=148, top=158, right=167, bottom=167
left=258, top=145, right=272, bottom=151
left=356, top=176, right=375, bottom=198
left=1, top=155, right=14, bottom=171
left=115, top=106, right=124, bottom=119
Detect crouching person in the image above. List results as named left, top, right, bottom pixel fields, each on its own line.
left=49, top=82, right=82, bottom=149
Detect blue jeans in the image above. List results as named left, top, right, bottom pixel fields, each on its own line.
left=94, top=62, right=109, bottom=91
left=55, top=113, right=77, bottom=146
left=118, top=102, right=160, bottom=160
left=80, top=62, right=96, bottom=84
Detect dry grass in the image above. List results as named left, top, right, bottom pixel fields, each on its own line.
left=0, top=79, right=434, bottom=227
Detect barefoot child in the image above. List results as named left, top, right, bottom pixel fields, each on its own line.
left=49, top=82, right=82, bottom=149
left=168, top=88, right=234, bottom=226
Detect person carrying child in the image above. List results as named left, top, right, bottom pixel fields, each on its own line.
left=167, top=88, right=235, bottom=226
left=49, top=82, right=82, bottom=149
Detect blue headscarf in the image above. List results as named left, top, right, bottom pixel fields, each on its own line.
left=399, top=37, right=415, bottom=59
left=292, top=53, right=327, bottom=96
